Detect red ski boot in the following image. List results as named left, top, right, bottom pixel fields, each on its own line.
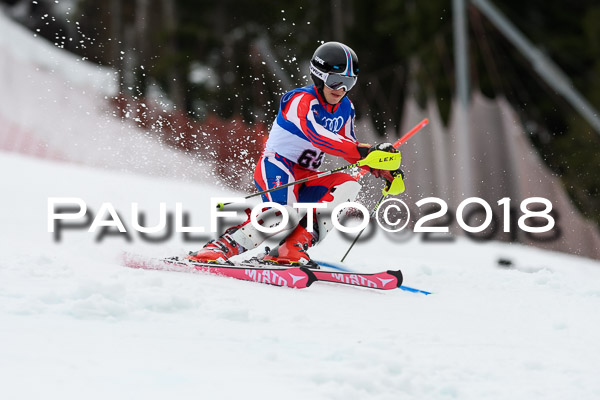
left=262, top=224, right=318, bottom=267
left=187, top=233, right=246, bottom=264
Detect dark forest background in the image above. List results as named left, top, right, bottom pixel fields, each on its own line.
left=3, top=0, right=599, bottom=225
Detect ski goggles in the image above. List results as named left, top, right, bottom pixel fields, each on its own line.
left=310, top=63, right=357, bottom=91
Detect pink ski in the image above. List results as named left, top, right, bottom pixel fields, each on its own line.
left=122, top=253, right=402, bottom=290
left=312, top=270, right=402, bottom=290
left=122, top=253, right=314, bottom=289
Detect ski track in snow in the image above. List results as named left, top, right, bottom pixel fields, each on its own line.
left=1, top=152, right=600, bottom=400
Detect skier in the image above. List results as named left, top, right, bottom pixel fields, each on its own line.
left=188, top=41, right=404, bottom=266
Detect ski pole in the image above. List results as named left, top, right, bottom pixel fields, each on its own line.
left=340, top=192, right=387, bottom=262
left=341, top=118, right=428, bottom=261
left=340, top=169, right=405, bottom=262
left=395, top=118, right=429, bottom=146
left=216, top=150, right=400, bottom=209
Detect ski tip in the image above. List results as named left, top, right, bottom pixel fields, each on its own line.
left=121, top=252, right=165, bottom=271
left=386, top=269, right=403, bottom=287
left=121, top=251, right=142, bottom=268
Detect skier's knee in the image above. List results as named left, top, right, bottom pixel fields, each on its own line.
left=315, top=180, right=361, bottom=240
left=329, top=180, right=361, bottom=205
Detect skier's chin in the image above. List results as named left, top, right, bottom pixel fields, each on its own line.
left=326, top=92, right=344, bottom=104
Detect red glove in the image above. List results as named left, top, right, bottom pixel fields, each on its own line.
left=371, top=167, right=405, bottom=182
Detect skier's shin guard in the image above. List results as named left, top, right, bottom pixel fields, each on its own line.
left=230, top=204, right=303, bottom=250
left=314, top=180, right=361, bottom=242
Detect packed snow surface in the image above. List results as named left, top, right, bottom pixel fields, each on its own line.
left=1, top=152, right=600, bottom=400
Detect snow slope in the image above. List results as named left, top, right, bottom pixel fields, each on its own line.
left=0, top=10, right=214, bottom=182
left=1, top=151, right=600, bottom=400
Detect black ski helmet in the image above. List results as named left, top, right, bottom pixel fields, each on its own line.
left=310, top=42, right=359, bottom=101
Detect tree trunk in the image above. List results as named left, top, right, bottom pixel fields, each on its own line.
left=110, top=0, right=124, bottom=92
left=161, top=0, right=186, bottom=111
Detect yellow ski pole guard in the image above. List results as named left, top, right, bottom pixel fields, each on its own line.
left=382, top=174, right=405, bottom=196
left=358, top=150, right=401, bottom=171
